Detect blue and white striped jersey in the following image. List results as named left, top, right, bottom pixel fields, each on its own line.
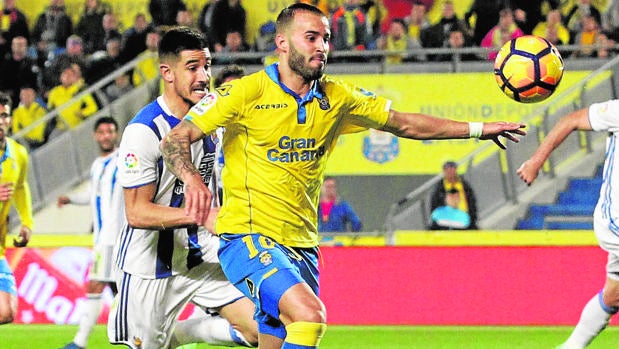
left=115, top=96, right=217, bottom=279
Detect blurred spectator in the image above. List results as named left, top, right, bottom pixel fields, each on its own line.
left=0, top=0, right=29, bottom=57
left=296, top=0, right=330, bottom=16
left=564, top=0, right=601, bottom=43
left=464, top=0, right=503, bottom=46
left=572, top=14, right=603, bottom=57
left=31, top=0, right=73, bottom=52
left=95, top=13, right=122, bottom=55
left=216, top=30, right=252, bottom=64
left=436, top=26, right=478, bottom=62
left=429, top=188, right=471, bottom=230
left=11, top=86, right=47, bottom=149
left=209, top=0, right=246, bottom=53
left=120, top=13, right=151, bottom=63
left=0, top=36, right=39, bottom=106
left=360, top=0, right=388, bottom=49
left=104, top=71, right=131, bottom=102
left=75, top=0, right=109, bottom=54
left=430, top=161, right=479, bottom=229
left=175, top=8, right=194, bottom=28
left=405, top=1, right=431, bottom=43
left=318, top=176, right=362, bottom=233
left=421, top=0, right=469, bottom=49
left=532, top=9, right=570, bottom=46
left=197, top=0, right=218, bottom=50
left=331, top=0, right=371, bottom=51
left=42, top=34, right=87, bottom=95
left=480, top=8, right=524, bottom=60
left=508, top=0, right=560, bottom=35
left=132, top=29, right=159, bottom=87
left=602, top=0, right=619, bottom=41
left=213, top=63, right=245, bottom=89
left=376, top=18, right=424, bottom=63
left=254, top=20, right=276, bottom=52
left=86, top=36, right=123, bottom=85
left=46, top=63, right=98, bottom=136
left=148, top=0, right=186, bottom=28
left=594, top=32, right=616, bottom=58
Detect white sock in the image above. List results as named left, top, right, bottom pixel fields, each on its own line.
left=73, top=293, right=103, bottom=347
left=169, top=315, right=251, bottom=348
left=562, top=291, right=617, bottom=349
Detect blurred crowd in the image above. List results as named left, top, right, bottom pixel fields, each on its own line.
left=3, top=0, right=619, bottom=149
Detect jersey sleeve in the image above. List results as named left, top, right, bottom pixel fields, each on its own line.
left=589, top=100, right=619, bottom=132
left=117, top=123, right=161, bottom=188
left=340, top=83, right=391, bottom=134
left=185, top=86, right=242, bottom=135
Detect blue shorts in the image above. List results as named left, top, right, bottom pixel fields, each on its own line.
left=0, top=257, right=17, bottom=295
left=218, top=234, right=319, bottom=339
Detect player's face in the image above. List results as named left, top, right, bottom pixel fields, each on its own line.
left=172, top=48, right=211, bottom=106
left=94, top=122, right=118, bottom=154
left=0, top=103, right=11, bottom=143
left=287, top=11, right=329, bottom=81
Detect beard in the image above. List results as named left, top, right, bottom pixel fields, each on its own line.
left=289, top=44, right=324, bottom=82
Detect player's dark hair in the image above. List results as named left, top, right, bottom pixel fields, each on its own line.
left=276, top=3, right=325, bottom=33
left=159, top=26, right=208, bottom=61
left=94, top=116, right=118, bottom=131
left=214, top=64, right=246, bottom=88
left=0, top=92, right=12, bottom=109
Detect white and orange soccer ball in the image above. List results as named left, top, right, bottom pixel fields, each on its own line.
left=494, top=35, right=564, bottom=103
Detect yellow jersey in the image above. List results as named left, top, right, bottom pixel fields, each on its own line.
left=186, top=63, right=391, bottom=247
left=47, top=79, right=98, bottom=130
left=12, top=101, right=47, bottom=144
left=0, top=138, right=33, bottom=257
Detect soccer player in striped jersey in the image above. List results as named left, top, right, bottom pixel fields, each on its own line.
left=0, top=92, right=32, bottom=325
left=161, top=3, right=526, bottom=348
left=56, top=116, right=123, bottom=349
left=518, top=102, right=619, bottom=349
left=107, top=27, right=257, bottom=349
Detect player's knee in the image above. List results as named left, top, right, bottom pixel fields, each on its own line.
left=0, top=309, right=15, bottom=324
left=285, top=321, right=327, bottom=347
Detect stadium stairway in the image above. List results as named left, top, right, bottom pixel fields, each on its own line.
left=515, top=166, right=603, bottom=230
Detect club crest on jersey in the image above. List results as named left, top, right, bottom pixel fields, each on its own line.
left=318, top=96, right=330, bottom=110
left=363, top=129, right=399, bottom=164
left=259, top=251, right=273, bottom=266
left=191, top=93, right=217, bottom=115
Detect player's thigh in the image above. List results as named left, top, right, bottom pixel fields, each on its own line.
left=109, top=272, right=197, bottom=348
left=0, top=259, right=17, bottom=322
left=218, top=296, right=256, bottom=332
left=277, top=282, right=325, bottom=325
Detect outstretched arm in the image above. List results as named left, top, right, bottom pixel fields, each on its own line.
left=517, top=108, right=592, bottom=185
left=381, top=110, right=526, bottom=149
left=160, top=119, right=212, bottom=226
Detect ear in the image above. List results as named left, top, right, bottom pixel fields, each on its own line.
left=275, top=33, right=288, bottom=53
left=160, top=63, right=173, bottom=83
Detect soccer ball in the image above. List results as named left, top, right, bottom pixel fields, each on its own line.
left=493, top=35, right=564, bottom=103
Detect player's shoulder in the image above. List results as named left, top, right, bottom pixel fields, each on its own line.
left=130, top=98, right=165, bottom=126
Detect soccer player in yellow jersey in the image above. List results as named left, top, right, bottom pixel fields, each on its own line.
left=0, top=92, right=33, bottom=324
left=161, top=3, right=527, bottom=348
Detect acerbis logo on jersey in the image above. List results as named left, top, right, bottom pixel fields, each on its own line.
left=254, top=103, right=289, bottom=110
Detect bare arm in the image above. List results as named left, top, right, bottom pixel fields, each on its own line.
left=381, top=110, right=526, bottom=149
left=517, top=108, right=592, bottom=185
left=123, top=182, right=200, bottom=230
left=160, top=119, right=212, bottom=226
